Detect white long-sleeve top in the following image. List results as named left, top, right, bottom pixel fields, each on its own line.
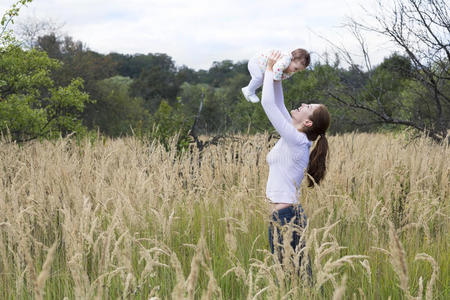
left=261, top=71, right=312, bottom=204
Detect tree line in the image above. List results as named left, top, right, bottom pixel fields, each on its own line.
left=1, top=0, right=448, bottom=146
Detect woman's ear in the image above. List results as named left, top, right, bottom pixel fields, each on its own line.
left=303, top=119, right=313, bottom=128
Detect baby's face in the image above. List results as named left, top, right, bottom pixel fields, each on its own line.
left=286, top=60, right=306, bottom=73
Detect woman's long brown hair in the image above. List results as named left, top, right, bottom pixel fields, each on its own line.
left=301, top=105, right=330, bottom=187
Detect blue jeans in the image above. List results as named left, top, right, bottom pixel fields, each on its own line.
left=268, top=204, right=308, bottom=263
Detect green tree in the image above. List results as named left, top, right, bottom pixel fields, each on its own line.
left=129, top=53, right=179, bottom=112
left=84, top=76, right=150, bottom=137
left=205, top=60, right=248, bottom=87
left=108, top=52, right=162, bottom=79
left=1, top=1, right=91, bottom=141
left=358, top=54, right=414, bottom=121
left=150, top=100, right=193, bottom=151
left=0, top=0, right=33, bottom=46
left=220, top=73, right=259, bottom=132
left=175, top=65, right=200, bottom=85
left=341, top=0, right=450, bottom=141
left=283, top=62, right=360, bottom=134
left=0, top=45, right=91, bottom=141
left=36, top=34, right=117, bottom=96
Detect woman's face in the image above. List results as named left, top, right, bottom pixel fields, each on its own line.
left=291, top=103, right=320, bottom=128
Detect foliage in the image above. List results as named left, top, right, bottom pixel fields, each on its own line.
left=339, top=0, right=450, bottom=141
left=83, top=76, right=150, bottom=137
left=0, top=0, right=33, bottom=45
left=36, top=34, right=117, bottom=95
left=0, top=1, right=94, bottom=142
left=149, top=100, right=194, bottom=151
left=0, top=44, right=91, bottom=141
left=0, top=44, right=58, bottom=97
left=204, top=60, right=248, bottom=87
left=129, top=53, right=179, bottom=112
left=107, top=52, right=168, bottom=79
left=3, top=0, right=448, bottom=143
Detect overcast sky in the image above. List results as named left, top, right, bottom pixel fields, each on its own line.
left=2, top=0, right=396, bottom=70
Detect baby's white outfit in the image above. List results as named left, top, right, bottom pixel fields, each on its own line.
left=243, top=49, right=294, bottom=102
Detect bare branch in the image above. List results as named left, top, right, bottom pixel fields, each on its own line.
left=408, top=0, right=450, bottom=61
left=14, top=16, right=65, bottom=49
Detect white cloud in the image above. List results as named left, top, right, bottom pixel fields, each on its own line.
left=1, top=0, right=396, bottom=70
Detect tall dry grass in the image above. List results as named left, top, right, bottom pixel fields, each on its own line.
left=0, top=132, right=448, bottom=299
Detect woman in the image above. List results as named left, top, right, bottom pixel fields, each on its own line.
left=261, top=52, right=330, bottom=265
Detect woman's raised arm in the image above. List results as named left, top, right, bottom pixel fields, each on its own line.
left=261, top=51, right=303, bottom=145
left=274, top=80, right=292, bottom=122
left=261, top=70, right=302, bottom=144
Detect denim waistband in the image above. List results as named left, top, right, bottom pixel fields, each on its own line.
left=274, top=204, right=305, bottom=216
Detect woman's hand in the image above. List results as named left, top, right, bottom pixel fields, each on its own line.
left=266, top=51, right=282, bottom=72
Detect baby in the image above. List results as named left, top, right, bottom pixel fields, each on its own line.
left=242, top=48, right=310, bottom=103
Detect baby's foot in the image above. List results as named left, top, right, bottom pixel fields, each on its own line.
left=242, top=87, right=260, bottom=103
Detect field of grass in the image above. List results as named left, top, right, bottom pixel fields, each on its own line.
left=0, top=132, right=448, bottom=299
